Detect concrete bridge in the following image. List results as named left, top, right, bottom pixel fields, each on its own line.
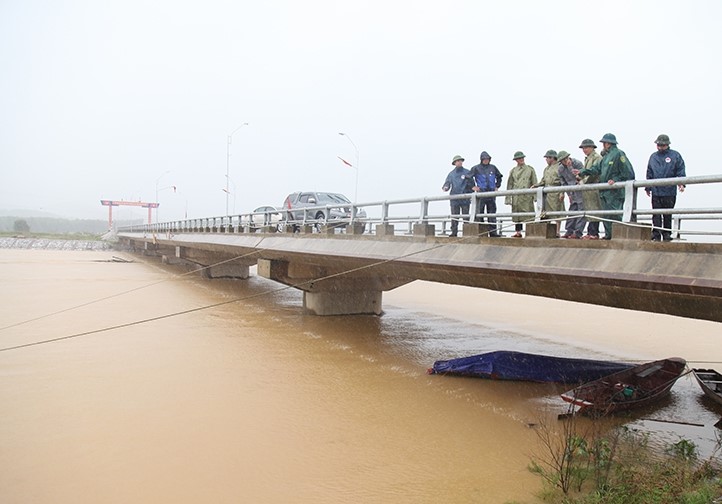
left=117, top=220, right=722, bottom=323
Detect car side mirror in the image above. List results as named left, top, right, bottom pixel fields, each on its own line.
left=308, top=198, right=316, bottom=204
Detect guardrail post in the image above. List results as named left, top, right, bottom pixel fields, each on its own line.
left=623, top=181, right=637, bottom=223
left=535, top=187, right=545, bottom=221
left=469, top=193, right=479, bottom=223
left=419, top=198, right=429, bottom=223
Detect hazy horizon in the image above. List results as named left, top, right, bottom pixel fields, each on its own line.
left=2, top=1, right=721, bottom=223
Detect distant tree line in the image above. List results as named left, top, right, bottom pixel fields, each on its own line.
left=0, top=216, right=141, bottom=234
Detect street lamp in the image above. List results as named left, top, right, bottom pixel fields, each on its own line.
left=155, top=170, right=170, bottom=222
left=226, top=122, right=249, bottom=216
left=222, top=177, right=237, bottom=214
left=338, top=132, right=359, bottom=204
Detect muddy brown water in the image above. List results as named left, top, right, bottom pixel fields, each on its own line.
left=1, top=249, right=720, bottom=503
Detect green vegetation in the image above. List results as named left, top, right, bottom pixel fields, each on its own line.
left=528, top=413, right=722, bottom=504
left=13, top=219, right=30, bottom=233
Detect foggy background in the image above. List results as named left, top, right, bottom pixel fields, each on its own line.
left=2, top=0, right=720, bottom=223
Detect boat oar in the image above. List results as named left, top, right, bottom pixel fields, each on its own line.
left=639, top=417, right=705, bottom=427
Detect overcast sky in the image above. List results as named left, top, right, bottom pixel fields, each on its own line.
left=2, top=0, right=721, bottom=223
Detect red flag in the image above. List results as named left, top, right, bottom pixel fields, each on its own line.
left=337, top=156, right=353, bottom=168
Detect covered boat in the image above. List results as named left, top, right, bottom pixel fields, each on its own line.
left=561, top=357, right=687, bottom=415
left=427, top=350, right=633, bottom=383
left=692, top=368, right=722, bottom=406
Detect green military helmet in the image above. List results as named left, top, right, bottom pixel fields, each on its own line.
left=557, top=150, right=570, bottom=162
left=655, top=134, right=670, bottom=145
left=599, top=133, right=618, bottom=145
left=579, top=138, right=597, bottom=149
left=544, top=149, right=558, bottom=158
left=512, top=151, right=525, bottom=160
left=451, top=155, right=465, bottom=165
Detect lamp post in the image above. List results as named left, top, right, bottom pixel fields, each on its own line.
left=154, top=170, right=170, bottom=222
left=338, top=132, right=359, bottom=204
left=222, top=177, right=237, bottom=214
left=226, top=122, right=249, bottom=216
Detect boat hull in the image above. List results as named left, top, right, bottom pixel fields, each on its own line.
left=692, top=368, right=722, bottom=407
left=560, top=357, right=687, bottom=415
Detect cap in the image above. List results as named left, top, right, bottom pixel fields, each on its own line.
left=544, top=149, right=558, bottom=158
left=655, top=134, right=670, bottom=145
left=451, top=155, right=464, bottom=165
left=557, top=150, right=570, bottom=162
left=512, top=151, right=525, bottom=160
left=579, top=138, right=597, bottom=149
left=599, top=133, right=618, bottom=145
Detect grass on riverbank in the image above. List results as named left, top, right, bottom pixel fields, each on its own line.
left=526, top=413, right=722, bottom=504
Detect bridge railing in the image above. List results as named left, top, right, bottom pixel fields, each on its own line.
left=118, top=175, right=722, bottom=241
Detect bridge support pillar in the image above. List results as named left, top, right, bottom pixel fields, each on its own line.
left=257, top=258, right=411, bottom=316
left=526, top=222, right=558, bottom=239
left=304, top=290, right=382, bottom=316
left=176, top=247, right=252, bottom=279
left=463, top=222, right=492, bottom=239
left=615, top=223, right=652, bottom=241
left=202, top=263, right=250, bottom=279
left=375, top=224, right=395, bottom=236
left=346, top=223, right=365, bottom=235
left=142, top=241, right=160, bottom=256
left=413, top=223, right=435, bottom=237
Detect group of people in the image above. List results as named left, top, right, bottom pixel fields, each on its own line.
left=441, top=133, right=687, bottom=241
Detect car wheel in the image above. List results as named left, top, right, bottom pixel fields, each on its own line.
left=314, top=211, right=326, bottom=232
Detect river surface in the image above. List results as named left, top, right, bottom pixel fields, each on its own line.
left=1, top=249, right=720, bottom=503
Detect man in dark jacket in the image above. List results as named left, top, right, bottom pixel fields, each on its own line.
left=442, top=155, right=473, bottom=237
left=469, top=151, right=503, bottom=237
left=645, top=134, right=686, bottom=242
left=557, top=151, right=585, bottom=239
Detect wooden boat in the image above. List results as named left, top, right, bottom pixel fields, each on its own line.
left=428, top=350, right=633, bottom=383
left=692, top=368, right=722, bottom=406
left=560, top=357, right=687, bottom=415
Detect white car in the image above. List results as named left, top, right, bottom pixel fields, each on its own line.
left=281, top=192, right=367, bottom=232
left=252, top=206, right=283, bottom=231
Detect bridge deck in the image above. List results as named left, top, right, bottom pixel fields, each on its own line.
left=118, top=231, right=722, bottom=322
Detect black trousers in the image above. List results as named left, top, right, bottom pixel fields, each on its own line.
left=652, top=195, right=676, bottom=240
left=450, top=201, right=470, bottom=236
left=477, top=197, right=498, bottom=234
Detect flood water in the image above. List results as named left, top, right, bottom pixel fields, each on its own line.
left=1, top=249, right=721, bottom=503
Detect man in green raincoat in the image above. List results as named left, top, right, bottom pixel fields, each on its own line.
left=505, top=151, right=538, bottom=237
left=578, top=138, right=603, bottom=239
left=578, top=133, right=635, bottom=240
left=535, top=149, right=564, bottom=237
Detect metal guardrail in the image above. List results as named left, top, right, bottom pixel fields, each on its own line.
left=118, top=175, right=722, bottom=241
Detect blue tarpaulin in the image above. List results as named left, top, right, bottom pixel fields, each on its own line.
left=429, top=351, right=634, bottom=384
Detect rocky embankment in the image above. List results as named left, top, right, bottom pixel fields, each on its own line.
left=0, top=237, right=114, bottom=251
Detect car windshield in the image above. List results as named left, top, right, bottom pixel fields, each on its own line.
left=316, top=193, right=351, bottom=204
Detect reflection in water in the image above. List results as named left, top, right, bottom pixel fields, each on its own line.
left=1, top=250, right=721, bottom=503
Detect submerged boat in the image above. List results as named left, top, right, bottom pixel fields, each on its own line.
left=692, top=368, right=722, bottom=406
left=427, top=350, right=634, bottom=383
left=561, top=357, right=687, bottom=415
